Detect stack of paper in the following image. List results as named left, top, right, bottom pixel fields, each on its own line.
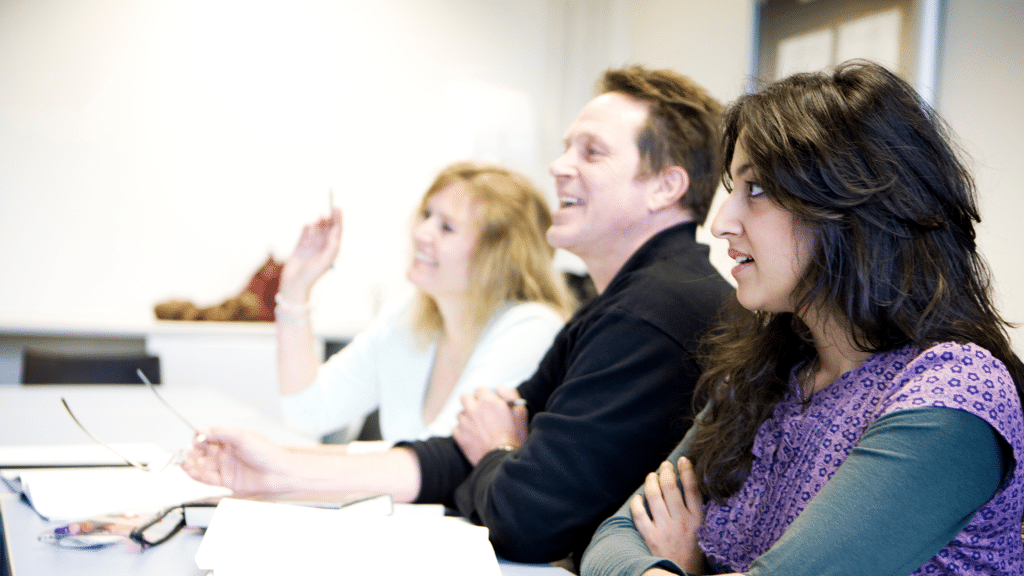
left=195, top=498, right=502, bottom=575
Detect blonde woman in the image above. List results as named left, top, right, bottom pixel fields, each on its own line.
left=274, top=162, right=572, bottom=445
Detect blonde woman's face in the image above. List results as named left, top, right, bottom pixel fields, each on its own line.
left=407, top=182, right=481, bottom=300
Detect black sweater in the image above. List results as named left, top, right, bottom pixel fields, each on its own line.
left=403, top=222, right=734, bottom=564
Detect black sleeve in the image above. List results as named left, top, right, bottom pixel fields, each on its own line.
left=400, top=436, right=472, bottom=508
left=453, top=310, right=698, bottom=563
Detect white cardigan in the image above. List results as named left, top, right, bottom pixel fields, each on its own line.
left=281, top=295, right=565, bottom=443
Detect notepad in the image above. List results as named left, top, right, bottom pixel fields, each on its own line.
left=15, top=465, right=232, bottom=521
left=195, top=498, right=502, bottom=576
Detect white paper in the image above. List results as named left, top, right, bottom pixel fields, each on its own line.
left=196, top=498, right=501, bottom=576
left=17, top=465, right=232, bottom=521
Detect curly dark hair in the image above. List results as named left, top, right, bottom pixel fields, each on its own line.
left=600, top=66, right=723, bottom=225
left=687, top=60, right=1024, bottom=502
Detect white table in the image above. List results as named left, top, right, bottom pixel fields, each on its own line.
left=0, top=385, right=570, bottom=575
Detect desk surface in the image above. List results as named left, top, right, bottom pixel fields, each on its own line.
left=0, top=386, right=571, bottom=575
left=1, top=493, right=208, bottom=576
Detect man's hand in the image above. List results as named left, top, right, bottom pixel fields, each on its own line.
left=631, top=457, right=706, bottom=574
left=452, top=386, right=528, bottom=465
left=182, top=426, right=300, bottom=494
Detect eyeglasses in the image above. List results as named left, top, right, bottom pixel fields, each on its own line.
left=129, top=505, right=186, bottom=547
left=41, top=505, right=186, bottom=549
left=60, top=368, right=202, bottom=472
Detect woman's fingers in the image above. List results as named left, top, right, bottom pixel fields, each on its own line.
left=677, top=456, right=704, bottom=522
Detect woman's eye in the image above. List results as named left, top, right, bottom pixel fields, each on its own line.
left=421, top=209, right=432, bottom=220
left=441, top=222, right=455, bottom=233
left=749, top=183, right=765, bottom=197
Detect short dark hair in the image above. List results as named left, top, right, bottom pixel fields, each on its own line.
left=600, top=66, right=723, bottom=225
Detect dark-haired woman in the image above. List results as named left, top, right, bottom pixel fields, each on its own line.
left=581, top=61, right=1024, bottom=576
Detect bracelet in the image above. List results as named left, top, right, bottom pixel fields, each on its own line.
left=495, top=444, right=517, bottom=453
left=275, top=311, right=310, bottom=326
left=274, top=293, right=312, bottom=314
left=274, top=293, right=312, bottom=325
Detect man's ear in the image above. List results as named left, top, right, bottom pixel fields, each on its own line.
left=647, top=166, right=690, bottom=212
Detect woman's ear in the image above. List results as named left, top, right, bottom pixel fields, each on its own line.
left=647, top=166, right=690, bottom=213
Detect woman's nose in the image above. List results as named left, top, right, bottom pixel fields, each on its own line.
left=412, top=217, right=434, bottom=242
left=710, top=194, right=741, bottom=239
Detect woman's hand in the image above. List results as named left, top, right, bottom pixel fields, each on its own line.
left=181, top=426, right=300, bottom=494
left=278, top=207, right=343, bottom=301
left=631, top=456, right=707, bottom=574
left=452, top=386, right=528, bottom=465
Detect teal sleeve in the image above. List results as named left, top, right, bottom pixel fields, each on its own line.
left=748, top=407, right=1005, bottom=576
left=580, top=425, right=698, bottom=576
left=581, top=408, right=1005, bottom=576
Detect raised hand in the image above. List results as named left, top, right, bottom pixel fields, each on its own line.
left=631, top=457, right=707, bottom=574
left=278, top=207, right=343, bottom=302
left=452, top=386, right=528, bottom=465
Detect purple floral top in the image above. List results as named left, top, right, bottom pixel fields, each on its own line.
left=698, top=342, right=1024, bottom=574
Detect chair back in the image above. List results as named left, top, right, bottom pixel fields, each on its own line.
left=20, top=349, right=161, bottom=384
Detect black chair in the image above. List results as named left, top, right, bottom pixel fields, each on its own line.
left=20, top=349, right=161, bottom=384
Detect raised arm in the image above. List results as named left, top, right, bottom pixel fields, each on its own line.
left=276, top=207, right=342, bottom=396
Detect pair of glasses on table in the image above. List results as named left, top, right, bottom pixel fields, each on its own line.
left=42, top=504, right=188, bottom=549
left=60, top=369, right=204, bottom=472
left=46, top=369, right=204, bottom=548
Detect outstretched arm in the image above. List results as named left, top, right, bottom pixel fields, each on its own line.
left=182, top=424, right=423, bottom=503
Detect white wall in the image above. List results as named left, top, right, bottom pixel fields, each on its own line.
left=936, top=0, right=1024, bottom=353
left=626, top=0, right=755, bottom=281
left=2, top=0, right=1022, bottom=357
left=0, top=0, right=570, bottom=332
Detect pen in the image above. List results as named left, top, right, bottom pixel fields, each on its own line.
left=507, top=398, right=527, bottom=408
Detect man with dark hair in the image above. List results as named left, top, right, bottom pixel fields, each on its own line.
left=184, top=65, right=734, bottom=566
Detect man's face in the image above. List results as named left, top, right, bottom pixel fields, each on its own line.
left=546, top=92, right=659, bottom=263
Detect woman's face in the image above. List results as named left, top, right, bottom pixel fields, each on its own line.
left=407, top=181, right=481, bottom=300
left=711, top=138, right=815, bottom=313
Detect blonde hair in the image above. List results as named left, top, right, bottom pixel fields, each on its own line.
left=412, top=162, right=572, bottom=344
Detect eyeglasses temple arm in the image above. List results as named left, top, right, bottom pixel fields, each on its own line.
left=60, top=397, right=147, bottom=471
left=136, top=369, right=198, bottom=434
